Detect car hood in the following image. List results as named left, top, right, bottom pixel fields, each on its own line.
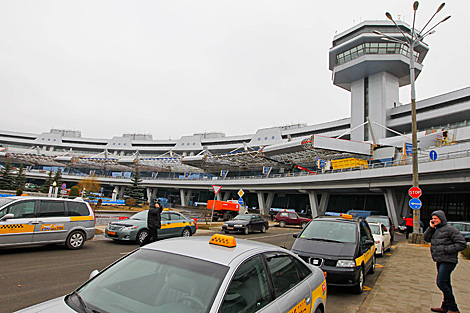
left=15, top=297, right=75, bottom=312
left=109, top=219, right=146, bottom=227
left=291, top=238, right=356, bottom=259
left=225, top=220, right=249, bottom=226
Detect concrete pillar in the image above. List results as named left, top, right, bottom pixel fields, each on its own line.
left=117, top=186, right=125, bottom=199
left=146, top=188, right=157, bottom=203
left=216, top=192, right=222, bottom=201
left=222, top=191, right=230, bottom=201
left=384, top=189, right=400, bottom=228
left=308, top=191, right=320, bottom=218
left=318, top=192, right=330, bottom=215
left=180, top=189, right=193, bottom=207
left=256, top=192, right=274, bottom=216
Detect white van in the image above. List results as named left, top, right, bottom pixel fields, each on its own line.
left=0, top=196, right=95, bottom=249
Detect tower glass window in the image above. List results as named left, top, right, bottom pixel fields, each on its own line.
left=336, top=43, right=420, bottom=66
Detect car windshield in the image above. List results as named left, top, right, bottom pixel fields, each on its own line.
left=366, top=217, right=390, bottom=227
left=234, top=215, right=251, bottom=221
left=369, top=224, right=381, bottom=235
left=300, top=220, right=357, bottom=243
left=73, top=249, right=229, bottom=313
left=130, top=210, right=148, bottom=220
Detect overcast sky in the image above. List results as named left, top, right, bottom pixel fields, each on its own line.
left=1, top=0, right=468, bottom=140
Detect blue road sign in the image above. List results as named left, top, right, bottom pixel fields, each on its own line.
left=61, top=183, right=66, bottom=190
left=429, top=150, right=438, bottom=161
left=409, top=198, right=422, bottom=210
left=238, top=198, right=244, bottom=205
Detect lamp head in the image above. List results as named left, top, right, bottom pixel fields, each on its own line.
left=436, top=3, right=445, bottom=14
left=413, top=1, right=419, bottom=11
left=385, top=12, right=393, bottom=20
left=441, top=15, right=451, bottom=23
left=52, top=181, right=57, bottom=187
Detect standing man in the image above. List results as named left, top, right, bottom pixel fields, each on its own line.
left=424, top=210, right=466, bottom=313
left=404, top=214, right=414, bottom=239
left=140, top=198, right=162, bottom=246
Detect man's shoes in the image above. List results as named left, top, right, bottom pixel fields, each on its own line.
left=431, top=308, right=447, bottom=313
left=447, top=311, right=459, bottom=313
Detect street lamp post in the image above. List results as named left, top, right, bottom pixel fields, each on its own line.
left=375, top=2, right=450, bottom=235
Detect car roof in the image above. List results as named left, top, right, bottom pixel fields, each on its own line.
left=314, top=215, right=360, bottom=223
left=142, top=236, right=286, bottom=266
left=367, top=222, right=384, bottom=226
left=366, top=215, right=390, bottom=219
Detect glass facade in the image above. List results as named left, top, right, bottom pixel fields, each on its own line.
left=336, top=42, right=420, bottom=66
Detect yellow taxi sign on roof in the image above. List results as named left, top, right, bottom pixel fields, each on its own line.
left=209, top=234, right=237, bottom=248
left=340, top=213, right=353, bottom=219
left=162, top=208, right=170, bottom=211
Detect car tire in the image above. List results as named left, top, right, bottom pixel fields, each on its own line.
left=301, top=221, right=307, bottom=228
left=244, top=227, right=249, bottom=235
left=66, top=231, right=85, bottom=250
left=369, top=255, right=376, bottom=274
left=314, top=306, right=323, bottom=313
left=181, top=228, right=192, bottom=237
left=261, top=225, right=266, bottom=233
left=279, top=220, right=286, bottom=228
left=353, top=267, right=365, bottom=294
left=137, top=229, right=149, bottom=245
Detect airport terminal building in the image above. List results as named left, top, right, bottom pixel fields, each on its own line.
left=1, top=20, right=469, bottom=227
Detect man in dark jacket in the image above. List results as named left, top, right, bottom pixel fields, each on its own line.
left=140, top=198, right=162, bottom=246
left=424, top=210, right=466, bottom=313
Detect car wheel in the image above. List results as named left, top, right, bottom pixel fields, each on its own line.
left=301, top=221, right=307, bottom=228
left=369, top=255, right=376, bottom=274
left=137, top=229, right=149, bottom=245
left=261, top=225, right=266, bottom=233
left=244, top=227, right=249, bottom=235
left=279, top=220, right=286, bottom=228
left=353, top=267, right=365, bottom=294
left=181, top=228, right=192, bottom=237
left=66, top=231, right=85, bottom=250
left=314, top=306, right=323, bottom=313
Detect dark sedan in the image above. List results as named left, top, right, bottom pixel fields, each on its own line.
left=222, top=214, right=269, bottom=235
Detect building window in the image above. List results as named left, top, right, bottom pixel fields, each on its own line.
left=336, top=42, right=420, bottom=66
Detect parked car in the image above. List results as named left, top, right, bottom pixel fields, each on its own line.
left=17, top=235, right=327, bottom=313
left=275, top=210, right=311, bottom=228
left=448, top=221, right=470, bottom=243
left=105, top=210, right=196, bottom=245
left=366, top=215, right=395, bottom=241
left=222, top=214, right=269, bottom=235
left=368, top=222, right=391, bottom=257
left=0, top=196, right=95, bottom=249
left=291, top=215, right=376, bottom=294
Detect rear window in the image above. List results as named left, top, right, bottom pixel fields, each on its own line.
left=67, top=202, right=90, bottom=216
left=367, top=217, right=390, bottom=227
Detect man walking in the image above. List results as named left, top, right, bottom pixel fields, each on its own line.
left=424, top=210, right=466, bottom=313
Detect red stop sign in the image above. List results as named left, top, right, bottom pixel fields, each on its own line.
left=409, top=187, right=422, bottom=198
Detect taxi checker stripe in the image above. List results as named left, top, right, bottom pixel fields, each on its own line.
left=0, top=224, right=25, bottom=229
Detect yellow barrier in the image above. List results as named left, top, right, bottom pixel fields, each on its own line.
left=331, top=158, right=368, bottom=170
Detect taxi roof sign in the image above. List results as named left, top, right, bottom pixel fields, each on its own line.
left=209, top=234, right=237, bottom=248
left=340, top=213, right=353, bottom=219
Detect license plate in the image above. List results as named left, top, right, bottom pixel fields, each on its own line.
left=107, top=231, right=116, bottom=235
left=227, top=227, right=234, bottom=230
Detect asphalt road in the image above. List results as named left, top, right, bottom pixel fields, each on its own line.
left=0, top=225, right=397, bottom=313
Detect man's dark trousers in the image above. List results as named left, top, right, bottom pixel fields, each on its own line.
left=436, top=262, right=458, bottom=312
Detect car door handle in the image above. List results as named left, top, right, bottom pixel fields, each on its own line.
left=305, top=295, right=311, bottom=304
left=29, top=221, right=43, bottom=224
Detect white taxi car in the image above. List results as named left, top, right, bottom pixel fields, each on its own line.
left=16, top=234, right=327, bottom=313
left=368, top=222, right=391, bottom=257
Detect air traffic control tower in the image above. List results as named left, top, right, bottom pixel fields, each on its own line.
left=329, top=21, right=429, bottom=142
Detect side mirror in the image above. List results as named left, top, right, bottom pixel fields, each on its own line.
left=89, top=270, right=100, bottom=280
left=0, top=213, right=15, bottom=221
left=293, top=233, right=299, bottom=238
left=364, top=239, right=374, bottom=247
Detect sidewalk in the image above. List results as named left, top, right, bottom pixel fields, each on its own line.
left=358, top=240, right=470, bottom=313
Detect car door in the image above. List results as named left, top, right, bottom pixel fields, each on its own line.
left=0, top=200, right=37, bottom=246
left=219, top=255, right=279, bottom=313
left=288, top=213, right=298, bottom=225
left=168, top=212, right=185, bottom=237
left=32, top=200, right=71, bottom=244
left=360, top=222, right=374, bottom=272
left=158, top=212, right=172, bottom=238
left=264, top=252, right=313, bottom=313
left=382, top=224, right=391, bottom=249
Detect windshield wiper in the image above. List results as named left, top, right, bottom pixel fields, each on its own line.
left=305, top=237, right=342, bottom=243
left=69, top=291, right=92, bottom=313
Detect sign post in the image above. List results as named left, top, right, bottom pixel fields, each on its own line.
left=210, top=185, right=222, bottom=227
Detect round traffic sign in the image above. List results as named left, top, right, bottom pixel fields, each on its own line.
left=429, top=150, right=438, bottom=161
left=408, top=186, right=422, bottom=198
left=238, top=198, right=244, bottom=205
left=409, top=198, right=422, bottom=210
left=61, top=183, right=67, bottom=190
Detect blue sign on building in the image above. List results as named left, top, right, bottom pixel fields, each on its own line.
left=405, top=143, right=413, bottom=156
left=238, top=198, right=244, bottom=205
left=409, top=198, right=422, bottom=210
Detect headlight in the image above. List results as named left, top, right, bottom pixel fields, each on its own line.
left=234, top=224, right=244, bottom=227
left=336, top=260, right=356, bottom=268
left=122, top=226, right=138, bottom=231
left=223, top=223, right=228, bottom=226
